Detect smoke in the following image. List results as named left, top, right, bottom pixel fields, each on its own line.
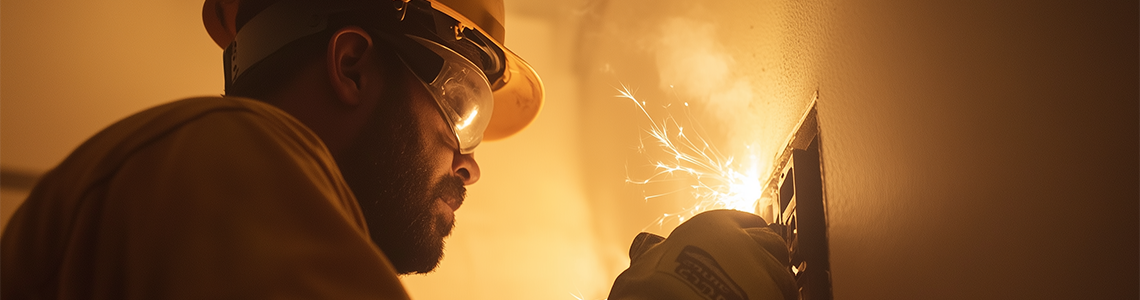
left=655, top=18, right=736, bottom=100
left=653, top=17, right=771, bottom=173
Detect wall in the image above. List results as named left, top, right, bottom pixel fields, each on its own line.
left=817, top=1, right=1138, bottom=298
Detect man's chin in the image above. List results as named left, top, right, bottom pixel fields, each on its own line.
left=393, top=212, right=454, bottom=275
left=392, top=238, right=446, bottom=275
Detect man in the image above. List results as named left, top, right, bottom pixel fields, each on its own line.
left=1, top=0, right=797, bottom=299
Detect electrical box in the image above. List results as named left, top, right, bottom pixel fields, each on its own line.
left=757, top=99, right=832, bottom=300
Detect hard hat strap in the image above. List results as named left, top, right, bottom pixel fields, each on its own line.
left=225, top=0, right=351, bottom=88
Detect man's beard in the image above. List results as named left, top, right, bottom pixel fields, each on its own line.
left=334, top=93, right=467, bottom=275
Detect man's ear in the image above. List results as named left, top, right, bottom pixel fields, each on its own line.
left=327, top=26, right=377, bottom=106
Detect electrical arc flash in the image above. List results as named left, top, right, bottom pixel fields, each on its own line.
left=618, top=85, right=768, bottom=230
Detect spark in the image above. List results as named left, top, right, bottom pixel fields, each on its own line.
left=618, top=85, right=766, bottom=229
left=570, top=290, right=606, bottom=300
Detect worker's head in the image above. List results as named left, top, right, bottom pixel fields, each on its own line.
left=203, top=0, right=543, bottom=274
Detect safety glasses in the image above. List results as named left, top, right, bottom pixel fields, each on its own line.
left=400, top=35, right=494, bottom=154
left=220, top=0, right=504, bottom=153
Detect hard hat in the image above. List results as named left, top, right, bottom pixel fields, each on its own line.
left=202, top=0, right=543, bottom=142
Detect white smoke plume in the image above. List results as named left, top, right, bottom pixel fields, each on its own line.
left=653, top=17, right=772, bottom=175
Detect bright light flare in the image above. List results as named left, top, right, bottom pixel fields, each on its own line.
left=455, top=108, right=478, bottom=130
left=618, top=85, right=767, bottom=229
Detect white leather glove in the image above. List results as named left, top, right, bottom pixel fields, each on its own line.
left=608, top=210, right=798, bottom=300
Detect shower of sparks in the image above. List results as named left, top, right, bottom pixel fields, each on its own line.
left=618, top=85, right=767, bottom=229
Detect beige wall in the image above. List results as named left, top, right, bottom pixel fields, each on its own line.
left=817, top=1, right=1137, bottom=298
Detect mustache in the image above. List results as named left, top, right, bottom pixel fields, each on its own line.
left=432, top=175, right=467, bottom=205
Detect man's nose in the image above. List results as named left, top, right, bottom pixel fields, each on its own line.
left=453, top=152, right=481, bottom=185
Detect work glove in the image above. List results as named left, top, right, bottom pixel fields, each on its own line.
left=608, top=209, right=798, bottom=300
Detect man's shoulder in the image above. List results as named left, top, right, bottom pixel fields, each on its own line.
left=82, top=96, right=319, bottom=159
left=122, top=96, right=299, bottom=137
left=19, top=95, right=351, bottom=228
left=149, top=96, right=291, bottom=122
left=44, top=96, right=331, bottom=194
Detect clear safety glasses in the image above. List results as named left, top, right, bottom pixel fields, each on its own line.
left=402, top=35, right=494, bottom=154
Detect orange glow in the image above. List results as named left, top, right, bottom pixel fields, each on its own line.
left=618, top=86, right=769, bottom=230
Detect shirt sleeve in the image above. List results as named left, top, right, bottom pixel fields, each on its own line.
left=94, top=109, right=409, bottom=299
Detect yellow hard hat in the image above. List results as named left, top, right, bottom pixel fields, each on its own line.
left=203, top=0, right=543, bottom=141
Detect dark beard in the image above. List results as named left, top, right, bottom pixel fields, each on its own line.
left=334, top=93, right=467, bottom=274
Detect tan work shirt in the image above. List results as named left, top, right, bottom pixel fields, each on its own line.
left=2, top=97, right=410, bottom=299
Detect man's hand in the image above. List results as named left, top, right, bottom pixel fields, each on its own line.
left=609, top=210, right=798, bottom=300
